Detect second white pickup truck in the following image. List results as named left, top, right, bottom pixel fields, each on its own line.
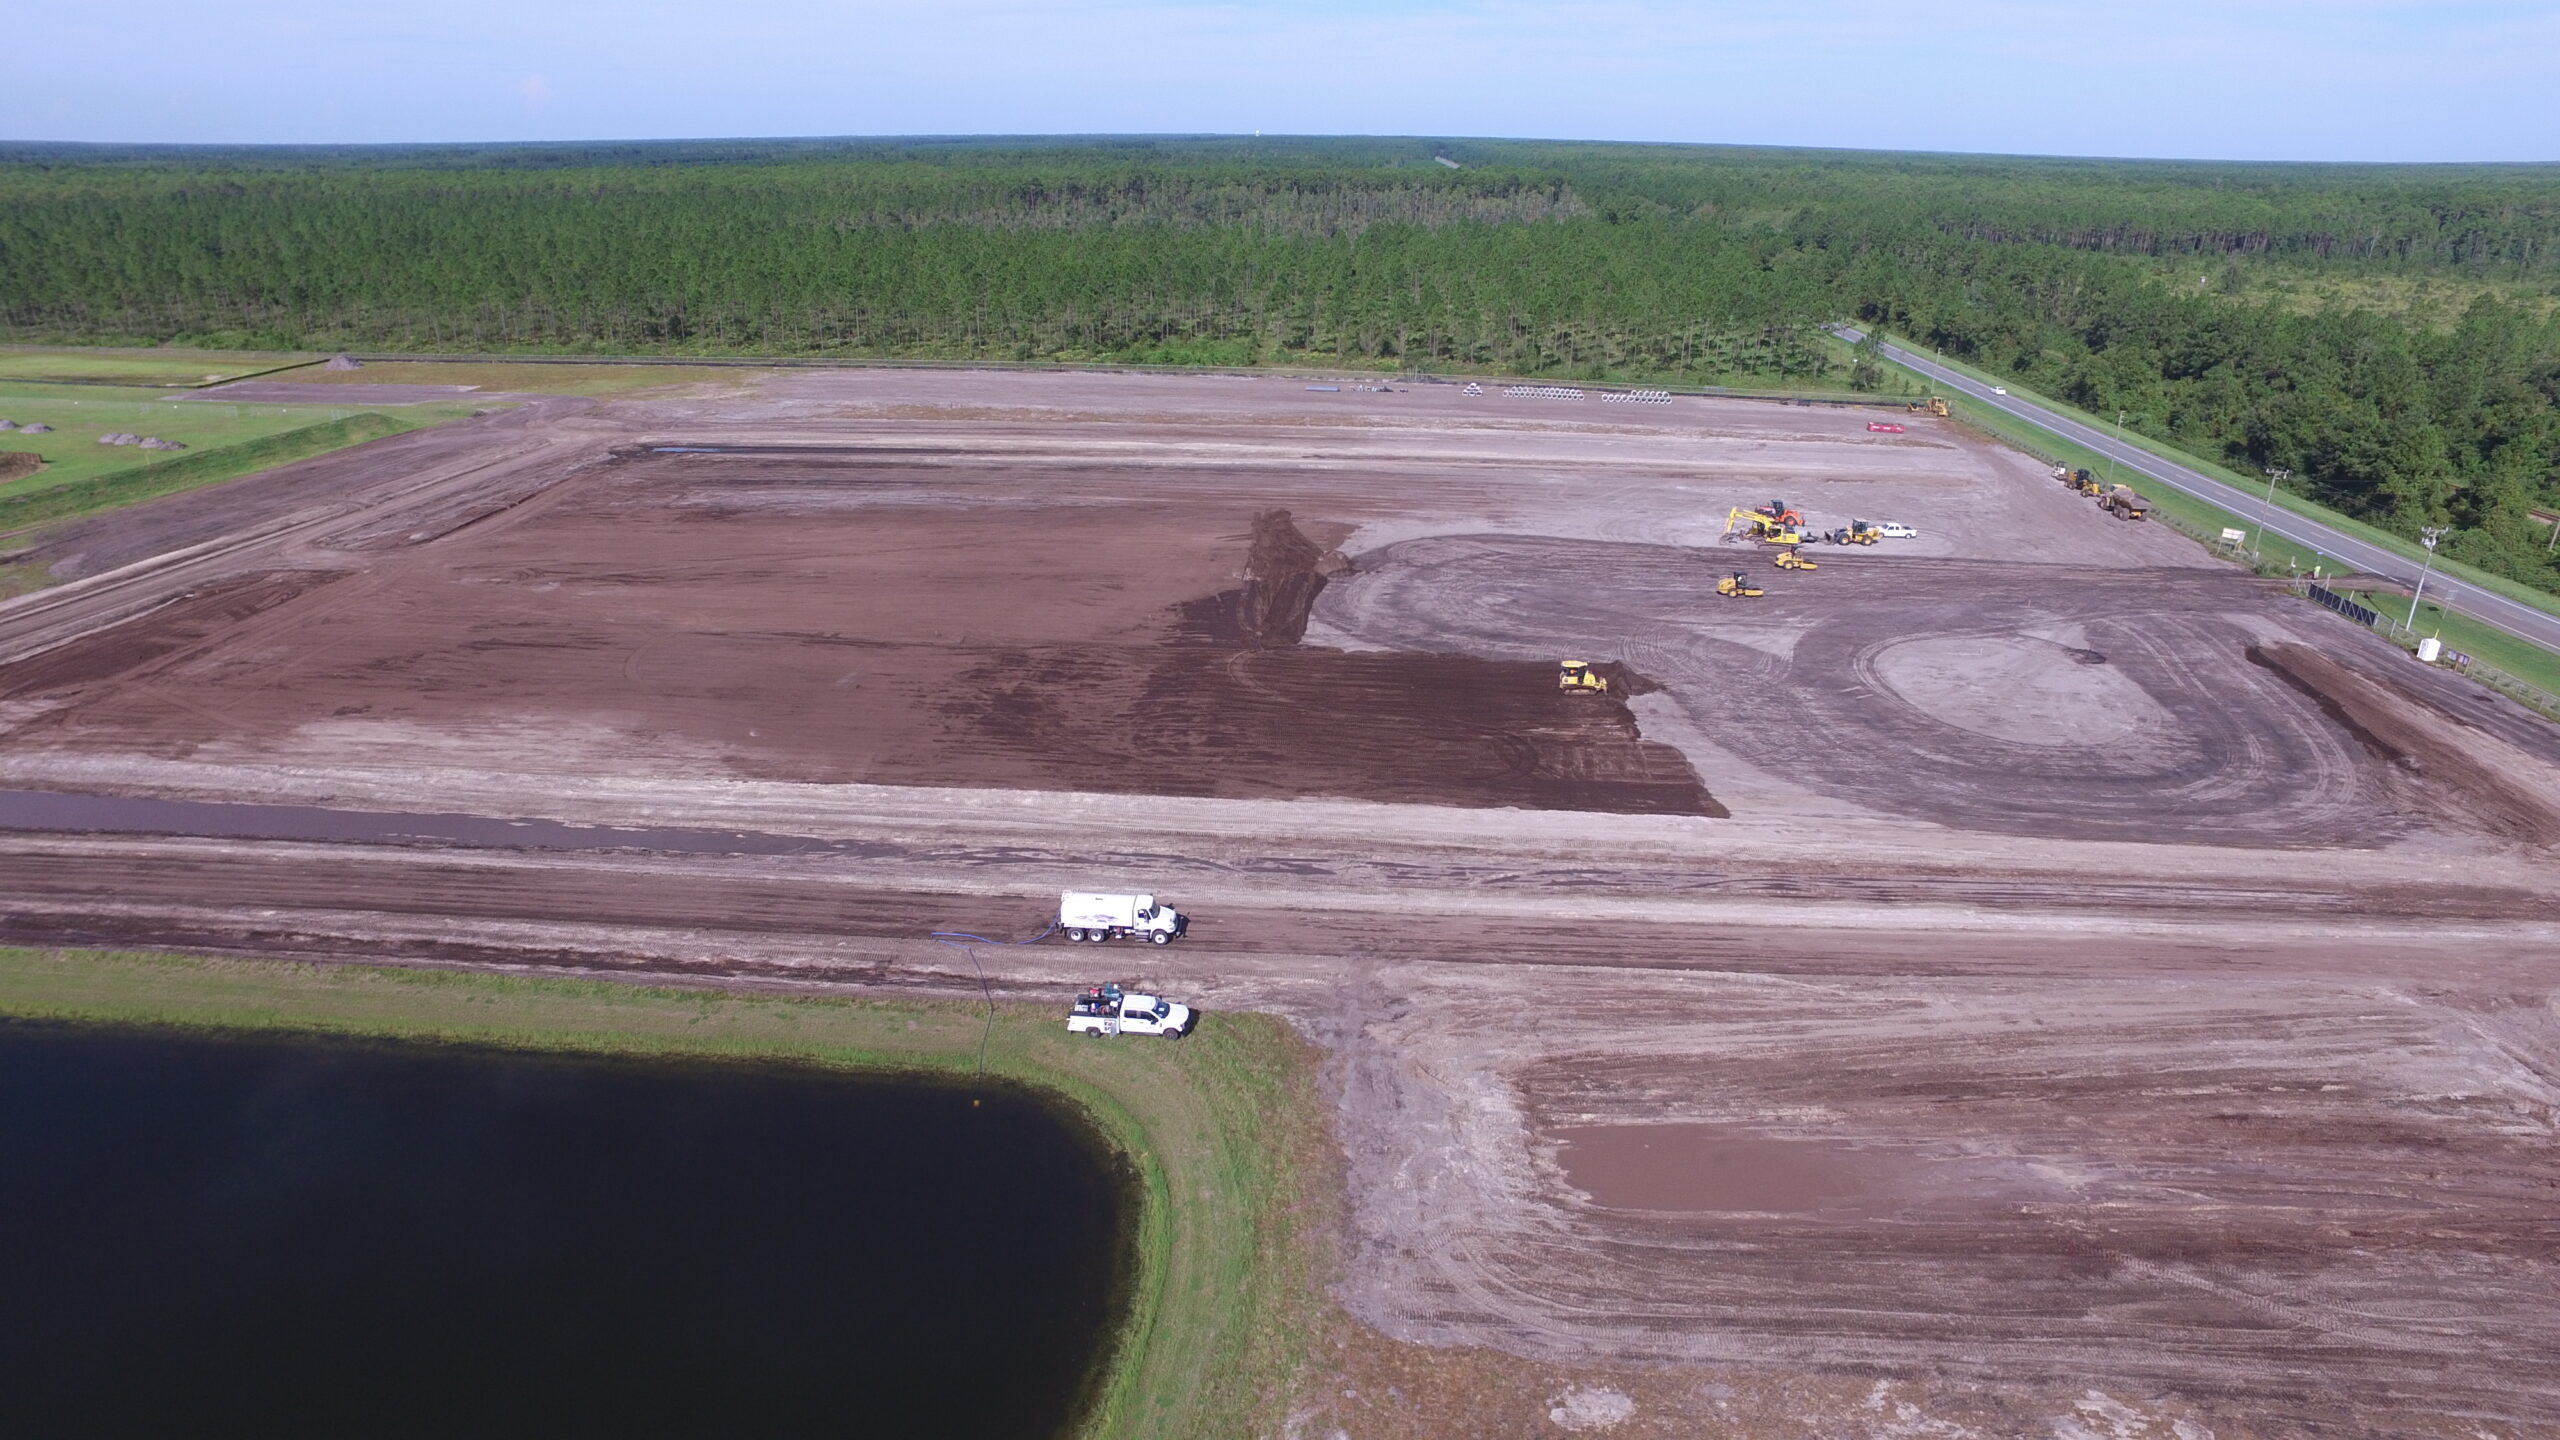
left=1066, top=983, right=1194, bottom=1038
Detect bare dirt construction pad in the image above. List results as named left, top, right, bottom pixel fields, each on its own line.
left=3, top=368, right=2559, bottom=1438
left=0, top=448, right=1710, bottom=815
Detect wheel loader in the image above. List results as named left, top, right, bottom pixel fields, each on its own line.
left=1557, top=659, right=1610, bottom=696
left=1774, top=549, right=1817, bottom=571
left=1827, top=520, right=1881, bottom=545
left=1907, top=395, right=1951, bottom=418
left=1715, top=572, right=1765, bottom=598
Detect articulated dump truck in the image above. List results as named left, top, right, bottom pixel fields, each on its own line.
left=2101, top=485, right=2151, bottom=521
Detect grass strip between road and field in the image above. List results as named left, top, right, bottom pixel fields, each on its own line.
left=1892, top=364, right=2560, bottom=698
left=1885, top=339, right=2560, bottom=625
left=2328, top=589, right=2560, bottom=697
left=0, top=412, right=416, bottom=534
left=0, top=947, right=1338, bottom=1440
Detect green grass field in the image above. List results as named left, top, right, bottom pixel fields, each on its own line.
left=0, top=948, right=1333, bottom=1440
left=0, top=386, right=367, bottom=492
left=256, top=359, right=779, bottom=397
left=0, top=385, right=481, bottom=547
left=0, top=347, right=313, bottom=388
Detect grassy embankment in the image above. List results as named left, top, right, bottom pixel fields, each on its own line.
left=0, top=947, right=1333, bottom=1440
left=0, top=406, right=426, bottom=531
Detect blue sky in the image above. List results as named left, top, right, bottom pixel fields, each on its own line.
left=7, top=1, right=2555, bottom=161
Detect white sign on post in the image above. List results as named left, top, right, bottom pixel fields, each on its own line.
left=2219, top=527, right=2247, bottom=545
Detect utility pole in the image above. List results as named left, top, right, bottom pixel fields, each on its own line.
left=2106, top=409, right=2128, bottom=484
left=2407, top=526, right=2449, bottom=632
left=2257, top=466, right=2289, bottom=561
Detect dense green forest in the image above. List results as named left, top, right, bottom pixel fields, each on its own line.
left=5, top=137, right=2559, bottom=592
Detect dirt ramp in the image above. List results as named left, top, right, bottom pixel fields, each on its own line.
left=1178, top=509, right=1346, bottom=647
left=2250, top=642, right=2560, bottom=845
left=0, top=572, right=342, bottom=701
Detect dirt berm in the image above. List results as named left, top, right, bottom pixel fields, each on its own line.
left=1179, top=508, right=1352, bottom=647
left=2250, top=641, right=2560, bottom=845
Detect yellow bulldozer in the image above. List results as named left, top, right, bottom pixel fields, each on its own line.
left=1774, top=549, right=1818, bottom=570
left=1908, top=395, right=1951, bottom=418
left=1715, top=572, right=1765, bottom=598
left=1558, top=659, right=1610, bottom=696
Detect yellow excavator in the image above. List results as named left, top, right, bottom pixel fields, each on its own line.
left=1558, top=659, right=1610, bottom=696
left=1908, top=395, right=1951, bottom=418
left=1725, top=509, right=1808, bottom=547
left=1715, top=572, right=1765, bottom=598
left=1723, top=506, right=1778, bottom=541
left=1774, top=549, right=1818, bottom=570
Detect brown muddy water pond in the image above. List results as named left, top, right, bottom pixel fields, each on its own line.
left=1553, top=1123, right=1885, bottom=1213
left=0, top=1020, right=1133, bottom=1437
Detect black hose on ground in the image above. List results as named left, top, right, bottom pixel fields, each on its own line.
left=928, top=923, right=1058, bottom=1074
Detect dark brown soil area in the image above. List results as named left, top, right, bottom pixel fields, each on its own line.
left=2251, top=641, right=2560, bottom=844
left=0, top=572, right=340, bottom=700
left=0, top=452, right=40, bottom=483
left=0, top=455, right=1714, bottom=816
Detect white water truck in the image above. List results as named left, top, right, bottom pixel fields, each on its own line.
left=1056, top=891, right=1188, bottom=945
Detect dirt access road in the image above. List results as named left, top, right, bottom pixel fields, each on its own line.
left=3, top=367, right=2559, bottom=1438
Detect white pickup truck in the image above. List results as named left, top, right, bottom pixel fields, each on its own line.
left=1066, top=983, right=1194, bottom=1038
left=1058, top=891, right=1188, bottom=945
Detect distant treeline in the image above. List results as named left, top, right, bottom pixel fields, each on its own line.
left=4, top=137, right=2559, bottom=592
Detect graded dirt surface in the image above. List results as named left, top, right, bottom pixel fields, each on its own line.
left=3, top=366, right=2559, bottom=1438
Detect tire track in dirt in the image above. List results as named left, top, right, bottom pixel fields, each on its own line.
left=1320, top=539, right=2412, bottom=845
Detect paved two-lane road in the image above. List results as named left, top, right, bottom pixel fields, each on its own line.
left=1835, top=325, right=2560, bottom=658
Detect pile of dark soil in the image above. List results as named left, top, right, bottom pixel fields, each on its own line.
left=1178, top=509, right=1352, bottom=647
left=2249, top=642, right=2560, bottom=844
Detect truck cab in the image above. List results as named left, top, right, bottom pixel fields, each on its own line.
left=1066, top=985, right=1194, bottom=1038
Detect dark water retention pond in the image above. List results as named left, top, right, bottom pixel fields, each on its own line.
left=0, top=1021, right=1132, bottom=1438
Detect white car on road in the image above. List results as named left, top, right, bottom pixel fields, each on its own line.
left=1874, top=521, right=1920, bottom=539
left=1992, top=386, right=2008, bottom=396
